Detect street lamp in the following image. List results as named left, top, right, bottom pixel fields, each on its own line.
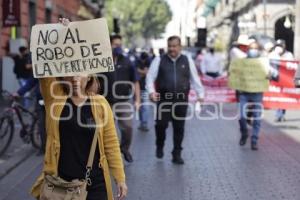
left=283, top=16, right=292, bottom=29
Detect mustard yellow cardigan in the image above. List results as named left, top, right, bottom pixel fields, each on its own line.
left=30, top=78, right=125, bottom=200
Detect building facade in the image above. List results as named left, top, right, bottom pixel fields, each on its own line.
left=204, top=0, right=296, bottom=52
left=0, top=0, right=89, bottom=57
left=0, top=0, right=99, bottom=91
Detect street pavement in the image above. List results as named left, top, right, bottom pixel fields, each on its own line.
left=0, top=103, right=300, bottom=200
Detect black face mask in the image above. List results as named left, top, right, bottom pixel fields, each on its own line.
left=113, top=47, right=123, bottom=56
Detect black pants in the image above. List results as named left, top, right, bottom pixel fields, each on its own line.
left=206, top=72, right=220, bottom=78
left=87, top=183, right=107, bottom=200
left=155, top=99, right=188, bottom=151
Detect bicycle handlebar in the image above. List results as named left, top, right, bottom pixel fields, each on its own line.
left=1, top=90, right=34, bottom=101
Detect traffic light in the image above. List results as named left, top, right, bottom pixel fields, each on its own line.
left=195, top=28, right=207, bottom=47
left=113, top=18, right=120, bottom=34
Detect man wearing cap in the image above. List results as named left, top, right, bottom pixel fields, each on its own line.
left=229, top=35, right=251, bottom=60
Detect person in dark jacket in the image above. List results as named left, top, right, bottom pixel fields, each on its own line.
left=13, top=76, right=46, bottom=155
left=98, top=35, right=141, bottom=163
left=13, top=46, right=32, bottom=86
left=146, top=36, right=204, bottom=164
left=136, top=52, right=151, bottom=131
left=11, top=46, right=32, bottom=108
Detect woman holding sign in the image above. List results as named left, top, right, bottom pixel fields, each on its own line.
left=30, top=18, right=127, bottom=200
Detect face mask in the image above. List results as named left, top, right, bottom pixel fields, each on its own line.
left=274, top=46, right=284, bottom=55
left=248, top=49, right=260, bottom=58
left=113, top=47, right=123, bottom=56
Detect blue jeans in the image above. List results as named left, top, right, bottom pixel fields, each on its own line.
left=139, top=90, right=149, bottom=127
left=239, top=92, right=263, bottom=143
left=18, top=78, right=31, bottom=109
left=275, top=109, right=286, bottom=120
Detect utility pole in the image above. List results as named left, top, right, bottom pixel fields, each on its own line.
left=295, top=0, right=300, bottom=60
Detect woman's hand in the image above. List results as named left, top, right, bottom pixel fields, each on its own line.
left=116, top=182, right=127, bottom=200
left=58, top=18, right=70, bottom=26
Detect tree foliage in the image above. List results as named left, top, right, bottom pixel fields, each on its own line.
left=105, top=0, right=172, bottom=44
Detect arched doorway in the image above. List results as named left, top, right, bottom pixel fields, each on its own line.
left=275, top=15, right=294, bottom=53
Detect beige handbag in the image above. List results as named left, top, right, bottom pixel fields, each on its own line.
left=39, top=131, right=99, bottom=200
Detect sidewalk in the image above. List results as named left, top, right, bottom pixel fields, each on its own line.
left=0, top=96, right=38, bottom=180
left=0, top=104, right=299, bottom=200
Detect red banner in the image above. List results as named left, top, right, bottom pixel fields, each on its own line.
left=2, top=0, right=21, bottom=27
left=189, top=60, right=300, bottom=110
left=263, top=60, right=300, bottom=109
left=189, top=75, right=236, bottom=103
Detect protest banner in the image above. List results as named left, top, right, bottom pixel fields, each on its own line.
left=189, top=75, right=236, bottom=103
left=30, top=18, right=114, bottom=78
left=228, top=58, right=269, bottom=92
left=263, top=60, right=300, bottom=109
left=189, top=59, right=300, bottom=109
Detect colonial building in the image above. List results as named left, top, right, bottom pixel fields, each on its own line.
left=0, top=0, right=101, bottom=91
left=203, top=0, right=295, bottom=52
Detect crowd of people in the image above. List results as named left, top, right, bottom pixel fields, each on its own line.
left=5, top=17, right=300, bottom=200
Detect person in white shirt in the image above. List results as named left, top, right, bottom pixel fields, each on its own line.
left=269, top=39, right=294, bottom=122
left=146, top=36, right=204, bottom=164
left=201, top=47, right=223, bottom=78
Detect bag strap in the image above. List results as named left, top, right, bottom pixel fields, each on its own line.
left=84, top=128, right=98, bottom=185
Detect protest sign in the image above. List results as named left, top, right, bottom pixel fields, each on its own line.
left=30, top=18, right=114, bottom=78
left=228, top=58, right=269, bottom=92
left=263, top=60, right=300, bottom=109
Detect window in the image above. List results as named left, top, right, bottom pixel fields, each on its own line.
left=29, top=2, right=36, bottom=29
left=45, top=8, right=52, bottom=23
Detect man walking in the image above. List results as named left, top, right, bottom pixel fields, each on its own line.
left=146, top=36, right=204, bottom=164
left=136, top=52, right=151, bottom=132
left=99, top=34, right=140, bottom=163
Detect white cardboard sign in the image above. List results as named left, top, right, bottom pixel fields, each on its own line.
left=30, top=18, right=114, bottom=78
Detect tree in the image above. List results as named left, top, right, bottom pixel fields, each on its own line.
left=141, top=0, right=172, bottom=39
left=105, top=0, right=171, bottom=45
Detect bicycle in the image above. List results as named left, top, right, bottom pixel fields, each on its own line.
left=0, top=90, right=41, bottom=156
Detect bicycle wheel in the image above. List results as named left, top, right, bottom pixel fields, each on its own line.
left=0, top=116, right=14, bottom=156
left=30, top=119, right=41, bottom=149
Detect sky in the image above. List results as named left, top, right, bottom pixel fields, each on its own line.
left=166, top=0, right=181, bottom=13
left=165, top=0, right=182, bottom=36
